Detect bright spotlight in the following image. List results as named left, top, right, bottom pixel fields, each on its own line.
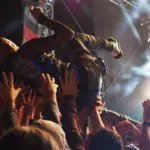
left=132, top=12, right=139, bottom=19
left=148, top=36, right=150, bottom=42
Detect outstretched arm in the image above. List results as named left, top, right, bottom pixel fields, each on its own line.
left=61, top=70, right=85, bottom=150
left=90, top=98, right=105, bottom=134
left=101, top=109, right=141, bottom=126
left=140, top=99, right=150, bottom=150
left=19, top=7, right=74, bottom=61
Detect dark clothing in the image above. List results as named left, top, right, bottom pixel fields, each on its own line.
left=1, top=108, right=18, bottom=135
left=42, top=101, right=61, bottom=125
left=1, top=15, right=108, bottom=108
left=18, top=14, right=74, bottom=61
left=0, top=14, right=74, bottom=88
left=76, top=58, right=103, bottom=109
left=62, top=96, right=85, bottom=150
left=65, top=32, right=112, bottom=64
left=33, top=96, right=84, bottom=150
left=62, top=32, right=108, bottom=108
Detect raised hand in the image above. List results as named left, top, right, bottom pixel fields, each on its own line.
left=39, top=73, right=58, bottom=102
left=92, top=96, right=105, bottom=113
left=20, top=89, right=36, bottom=125
left=22, top=89, right=36, bottom=118
left=15, top=83, right=30, bottom=111
left=30, top=6, right=44, bottom=21
left=59, top=69, right=78, bottom=97
left=0, top=72, right=22, bottom=108
left=142, top=99, right=150, bottom=122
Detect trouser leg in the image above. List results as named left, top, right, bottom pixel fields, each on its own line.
left=74, top=32, right=113, bottom=52
left=76, top=59, right=103, bottom=110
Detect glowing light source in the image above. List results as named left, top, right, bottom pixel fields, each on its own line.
left=119, top=1, right=141, bottom=43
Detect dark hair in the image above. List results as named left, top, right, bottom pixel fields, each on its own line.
left=88, top=128, right=123, bottom=150
left=0, top=126, right=62, bottom=150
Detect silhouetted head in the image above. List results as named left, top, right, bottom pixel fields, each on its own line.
left=89, top=128, right=124, bottom=150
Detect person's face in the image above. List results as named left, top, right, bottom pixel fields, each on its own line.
left=0, top=38, right=19, bottom=64
left=4, top=39, right=19, bottom=52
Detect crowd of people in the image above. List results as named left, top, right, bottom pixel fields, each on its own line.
left=0, top=5, right=149, bottom=150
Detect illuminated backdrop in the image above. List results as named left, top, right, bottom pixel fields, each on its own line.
left=92, top=0, right=150, bottom=121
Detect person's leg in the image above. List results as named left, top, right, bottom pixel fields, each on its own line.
left=76, top=58, right=103, bottom=110
left=74, top=32, right=123, bottom=59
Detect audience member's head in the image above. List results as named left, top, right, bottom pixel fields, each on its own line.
left=0, top=126, right=64, bottom=150
left=88, top=128, right=124, bottom=150
left=32, top=120, right=70, bottom=149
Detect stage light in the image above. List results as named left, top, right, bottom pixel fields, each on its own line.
left=132, top=12, right=139, bottom=19
left=119, top=1, right=141, bottom=43
left=132, top=52, right=150, bottom=77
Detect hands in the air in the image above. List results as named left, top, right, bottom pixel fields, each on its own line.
left=39, top=73, right=58, bottom=102
left=0, top=72, right=22, bottom=108
left=142, top=99, right=150, bottom=122
left=59, top=69, right=78, bottom=97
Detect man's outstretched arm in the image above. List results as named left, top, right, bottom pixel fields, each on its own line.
left=19, top=7, right=74, bottom=61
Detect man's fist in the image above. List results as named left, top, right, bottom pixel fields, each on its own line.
left=143, top=99, right=150, bottom=122
left=30, top=6, right=44, bottom=21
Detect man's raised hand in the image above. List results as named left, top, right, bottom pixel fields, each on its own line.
left=60, top=69, right=78, bottom=97
left=39, top=73, right=58, bottom=102
left=143, top=99, right=150, bottom=122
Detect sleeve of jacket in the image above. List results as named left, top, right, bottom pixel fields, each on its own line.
left=42, top=101, right=61, bottom=125
left=1, top=108, right=18, bottom=132
left=62, top=95, right=85, bottom=150
left=101, top=109, right=140, bottom=126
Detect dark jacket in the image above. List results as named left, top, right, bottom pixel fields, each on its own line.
left=62, top=96, right=85, bottom=150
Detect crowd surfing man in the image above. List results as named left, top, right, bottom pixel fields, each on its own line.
left=0, top=6, right=123, bottom=109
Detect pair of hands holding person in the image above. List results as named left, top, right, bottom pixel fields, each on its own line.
left=0, top=69, right=79, bottom=110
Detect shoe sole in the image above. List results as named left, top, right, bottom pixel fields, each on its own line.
left=108, top=37, right=123, bottom=59
left=114, top=42, right=123, bottom=59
